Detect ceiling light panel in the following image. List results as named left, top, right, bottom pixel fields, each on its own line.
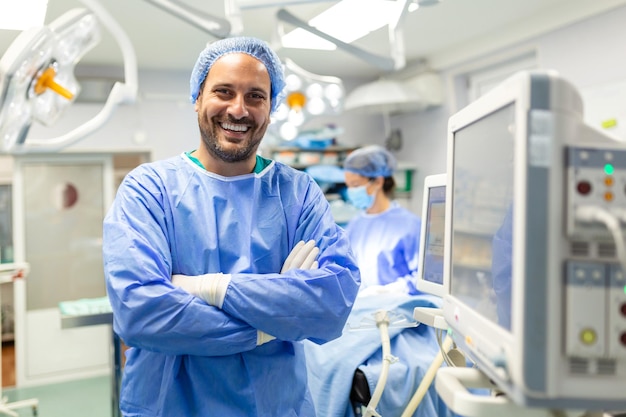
left=309, top=0, right=395, bottom=43
left=281, top=0, right=410, bottom=50
left=0, top=0, right=48, bottom=31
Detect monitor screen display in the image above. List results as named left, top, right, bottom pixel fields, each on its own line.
left=450, top=102, right=515, bottom=331
left=417, top=173, right=447, bottom=297
left=422, top=185, right=446, bottom=287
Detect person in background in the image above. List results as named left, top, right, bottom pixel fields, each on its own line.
left=343, top=145, right=422, bottom=295
left=102, top=36, right=360, bottom=417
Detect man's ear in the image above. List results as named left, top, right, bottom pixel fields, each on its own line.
left=194, top=88, right=204, bottom=111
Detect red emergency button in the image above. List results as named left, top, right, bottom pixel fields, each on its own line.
left=576, top=181, right=592, bottom=195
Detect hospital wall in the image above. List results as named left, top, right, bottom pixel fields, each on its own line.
left=24, top=4, right=626, bottom=216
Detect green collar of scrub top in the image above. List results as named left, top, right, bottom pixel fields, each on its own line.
left=186, top=151, right=272, bottom=174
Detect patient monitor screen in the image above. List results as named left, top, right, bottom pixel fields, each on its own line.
left=450, top=103, right=515, bottom=331
left=423, top=185, right=446, bottom=286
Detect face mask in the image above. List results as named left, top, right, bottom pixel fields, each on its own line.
left=346, top=185, right=375, bottom=210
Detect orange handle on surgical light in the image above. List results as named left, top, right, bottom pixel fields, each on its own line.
left=34, top=67, right=74, bottom=100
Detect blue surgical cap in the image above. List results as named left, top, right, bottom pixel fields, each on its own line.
left=190, top=36, right=286, bottom=113
left=343, top=145, right=397, bottom=178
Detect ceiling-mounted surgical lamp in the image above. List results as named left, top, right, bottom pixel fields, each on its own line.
left=0, top=0, right=138, bottom=153
left=345, top=66, right=443, bottom=115
left=344, top=78, right=421, bottom=152
left=0, top=9, right=99, bottom=150
left=344, top=73, right=443, bottom=150
left=269, top=58, right=345, bottom=141
left=344, top=78, right=425, bottom=115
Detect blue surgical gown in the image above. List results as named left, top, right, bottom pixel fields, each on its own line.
left=344, top=202, right=421, bottom=293
left=103, top=153, right=360, bottom=417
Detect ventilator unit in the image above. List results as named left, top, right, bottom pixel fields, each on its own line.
left=442, top=70, right=626, bottom=410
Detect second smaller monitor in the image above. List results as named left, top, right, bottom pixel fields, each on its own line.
left=416, top=173, right=447, bottom=297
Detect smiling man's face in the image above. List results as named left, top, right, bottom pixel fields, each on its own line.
left=195, top=53, right=272, bottom=164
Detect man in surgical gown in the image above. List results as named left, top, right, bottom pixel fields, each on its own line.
left=343, top=145, right=421, bottom=295
left=102, top=37, right=360, bottom=417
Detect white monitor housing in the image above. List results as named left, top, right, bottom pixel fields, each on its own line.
left=416, top=173, right=447, bottom=298
left=443, top=70, right=626, bottom=410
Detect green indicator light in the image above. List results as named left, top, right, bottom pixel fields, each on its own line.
left=623, top=285, right=626, bottom=295
left=604, top=164, right=614, bottom=175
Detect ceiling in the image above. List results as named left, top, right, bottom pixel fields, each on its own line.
left=1, top=0, right=625, bottom=81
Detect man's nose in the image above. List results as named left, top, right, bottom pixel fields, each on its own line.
left=228, top=94, right=249, bottom=119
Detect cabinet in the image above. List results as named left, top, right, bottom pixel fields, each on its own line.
left=267, top=146, right=417, bottom=200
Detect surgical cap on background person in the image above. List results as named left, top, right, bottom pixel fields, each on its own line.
left=343, top=145, right=397, bottom=178
left=190, top=36, right=286, bottom=113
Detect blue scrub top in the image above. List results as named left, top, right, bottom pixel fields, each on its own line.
left=103, top=153, right=360, bottom=417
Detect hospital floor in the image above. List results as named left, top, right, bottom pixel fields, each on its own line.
left=1, top=342, right=111, bottom=417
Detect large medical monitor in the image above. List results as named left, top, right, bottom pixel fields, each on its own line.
left=443, top=70, right=626, bottom=410
left=416, top=174, right=447, bottom=297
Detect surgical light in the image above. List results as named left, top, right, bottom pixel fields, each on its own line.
left=0, top=0, right=138, bottom=153
left=286, top=91, right=306, bottom=111
left=285, top=73, right=303, bottom=91
left=287, top=109, right=305, bottom=126
left=34, top=68, right=74, bottom=99
left=324, top=83, right=343, bottom=102
left=273, top=103, right=289, bottom=121
left=305, top=83, right=323, bottom=98
left=269, top=58, right=344, bottom=142
left=345, top=78, right=424, bottom=114
left=0, top=8, right=100, bottom=151
left=306, top=97, right=325, bottom=115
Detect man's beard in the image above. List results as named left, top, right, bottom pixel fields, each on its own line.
left=198, top=114, right=267, bottom=163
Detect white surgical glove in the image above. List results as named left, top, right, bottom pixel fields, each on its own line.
left=257, top=330, right=276, bottom=346
left=281, top=240, right=320, bottom=273
left=172, top=273, right=231, bottom=309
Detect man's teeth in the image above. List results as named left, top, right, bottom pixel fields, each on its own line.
left=222, top=122, right=249, bottom=132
